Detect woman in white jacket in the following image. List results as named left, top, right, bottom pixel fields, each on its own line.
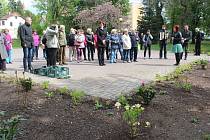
left=122, top=29, right=131, bottom=63
left=75, top=29, right=85, bottom=63
left=46, top=24, right=59, bottom=66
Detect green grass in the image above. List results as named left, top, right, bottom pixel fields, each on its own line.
left=150, top=40, right=210, bottom=54
left=13, top=39, right=21, bottom=49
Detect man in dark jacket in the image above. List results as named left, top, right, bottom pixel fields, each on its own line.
left=195, top=28, right=203, bottom=56
left=96, top=21, right=107, bottom=66
left=129, top=30, right=139, bottom=62
left=181, top=25, right=192, bottom=60
left=19, top=17, right=34, bottom=72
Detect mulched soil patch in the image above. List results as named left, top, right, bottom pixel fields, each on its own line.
left=0, top=64, right=210, bottom=140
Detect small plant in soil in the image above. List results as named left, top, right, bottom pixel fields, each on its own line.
left=159, top=90, right=167, bottom=95
left=57, top=86, right=70, bottom=95
left=200, top=59, right=208, bottom=70
left=191, top=117, right=199, bottom=124
left=117, top=95, right=129, bottom=106
left=41, top=81, right=50, bottom=90
left=94, top=100, right=103, bottom=110
left=70, top=90, right=85, bottom=105
left=0, top=111, right=24, bottom=140
left=137, top=84, right=156, bottom=105
left=44, top=91, right=54, bottom=98
left=122, top=104, right=144, bottom=138
left=18, top=77, right=32, bottom=108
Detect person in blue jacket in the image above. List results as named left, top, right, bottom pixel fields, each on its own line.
left=109, top=29, right=120, bottom=63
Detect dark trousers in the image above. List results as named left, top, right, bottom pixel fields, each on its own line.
left=175, top=53, right=181, bottom=65
left=0, top=55, right=6, bottom=71
left=23, top=47, right=33, bottom=71
left=82, top=47, right=87, bottom=60
left=98, top=47, right=105, bottom=66
left=159, top=41, right=167, bottom=58
left=59, top=46, right=66, bottom=64
left=130, top=47, right=138, bottom=61
left=195, top=41, right=201, bottom=56
left=87, top=44, right=94, bottom=61
left=106, top=47, right=110, bottom=60
left=47, top=48, right=57, bottom=66
left=144, top=44, right=151, bottom=58
left=181, top=43, right=188, bottom=59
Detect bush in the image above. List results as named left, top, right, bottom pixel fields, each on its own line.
left=117, top=95, right=128, bottom=106
left=137, top=85, right=156, bottom=105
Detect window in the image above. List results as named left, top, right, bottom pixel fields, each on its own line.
left=2, top=21, right=5, bottom=25
left=10, top=22, right=13, bottom=27
left=15, top=16, right=17, bottom=19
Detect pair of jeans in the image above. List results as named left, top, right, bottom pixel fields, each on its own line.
left=59, top=46, right=66, bottom=64
left=159, top=41, right=167, bottom=58
left=23, top=47, right=33, bottom=71
left=6, top=49, right=12, bottom=63
left=118, top=46, right=124, bottom=60
left=47, top=48, right=57, bottom=66
left=43, top=49, right=47, bottom=59
left=130, top=47, right=138, bottom=61
left=110, top=48, right=117, bottom=63
left=87, top=44, right=94, bottom=61
left=32, top=46, right=39, bottom=59
left=98, top=47, right=105, bottom=66
left=123, top=49, right=130, bottom=62
left=69, top=46, right=77, bottom=61
left=144, top=44, right=151, bottom=58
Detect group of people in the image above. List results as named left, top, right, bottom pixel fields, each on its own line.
left=0, top=16, right=205, bottom=72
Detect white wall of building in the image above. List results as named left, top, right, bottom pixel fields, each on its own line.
left=0, top=16, right=25, bottom=39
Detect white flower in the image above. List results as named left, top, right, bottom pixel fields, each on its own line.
left=145, top=121, right=151, bottom=127
left=124, top=105, right=130, bottom=110
left=141, top=107, right=145, bottom=111
left=135, top=104, right=141, bottom=108
left=115, top=102, right=121, bottom=109
left=137, top=122, right=140, bottom=126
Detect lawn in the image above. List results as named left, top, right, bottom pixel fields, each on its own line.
left=150, top=40, right=210, bottom=54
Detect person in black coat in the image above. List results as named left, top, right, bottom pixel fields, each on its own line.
left=96, top=21, right=107, bottom=66
left=129, top=30, right=139, bottom=62
left=86, top=28, right=95, bottom=61
left=18, top=17, right=34, bottom=72
left=194, top=28, right=203, bottom=56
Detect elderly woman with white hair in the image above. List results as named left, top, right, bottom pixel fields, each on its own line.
left=86, top=28, right=95, bottom=61
left=122, top=28, right=131, bottom=63
left=110, top=29, right=120, bottom=63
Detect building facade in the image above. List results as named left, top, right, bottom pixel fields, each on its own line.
left=0, top=12, right=25, bottom=39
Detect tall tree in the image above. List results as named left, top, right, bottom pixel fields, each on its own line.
left=0, top=0, right=9, bottom=18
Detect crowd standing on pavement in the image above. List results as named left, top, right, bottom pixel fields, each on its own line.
left=0, top=16, right=206, bottom=72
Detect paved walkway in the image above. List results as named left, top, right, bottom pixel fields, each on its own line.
left=4, top=48, right=209, bottom=99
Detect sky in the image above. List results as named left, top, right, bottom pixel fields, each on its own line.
left=21, top=0, right=142, bottom=14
